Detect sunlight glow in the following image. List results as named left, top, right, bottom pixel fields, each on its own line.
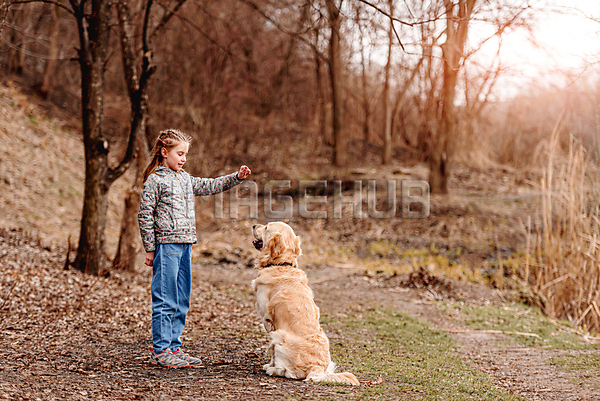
left=498, top=2, right=600, bottom=90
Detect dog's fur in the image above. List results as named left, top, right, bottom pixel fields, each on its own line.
left=251, top=222, right=359, bottom=386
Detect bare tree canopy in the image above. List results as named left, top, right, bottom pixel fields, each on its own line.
left=1, top=0, right=599, bottom=287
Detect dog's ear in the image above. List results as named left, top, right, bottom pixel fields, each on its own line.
left=268, top=232, right=285, bottom=258
left=293, top=236, right=302, bottom=257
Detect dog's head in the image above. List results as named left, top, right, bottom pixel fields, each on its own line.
left=252, top=222, right=302, bottom=268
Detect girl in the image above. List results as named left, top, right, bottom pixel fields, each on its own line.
left=138, top=129, right=251, bottom=368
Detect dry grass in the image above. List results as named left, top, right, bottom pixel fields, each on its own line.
left=0, top=81, right=133, bottom=255
left=526, top=117, right=600, bottom=332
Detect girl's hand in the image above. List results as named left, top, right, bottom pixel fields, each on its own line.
left=237, top=165, right=251, bottom=180
left=145, top=251, right=155, bottom=266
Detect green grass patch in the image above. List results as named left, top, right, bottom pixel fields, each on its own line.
left=549, top=352, right=600, bottom=390
left=551, top=353, right=600, bottom=370
left=28, top=113, right=38, bottom=125
left=443, top=302, right=599, bottom=350
left=361, top=242, right=486, bottom=284
left=318, top=308, right=525, bottom=400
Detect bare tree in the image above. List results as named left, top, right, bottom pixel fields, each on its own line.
left=326, top=0, right=345, bottom=166
left=111, top=0, right=157, bottom=271
left=0, top=2, right=8, bottom=30
left=390, top=55, right=424, bottom=153
left=67, top=0, right=143, bottom=275
left=410, top=32, right=438, bottom=161
left=312, top=20, right=327, bottom=153
left=353, top=2, right=372, bottom=158
left=236, top=0, right=349, bottom=165
left=5, top=3, right=29, bottom=74
left=37, top=4, right=60, bottom=98
left=112, top=0, right=190, bottom=271
left=428, top=0, right=476, bottom=194
left=381, top=0, right=394, bottom=164
left=2, top=0, right=190, bottom=274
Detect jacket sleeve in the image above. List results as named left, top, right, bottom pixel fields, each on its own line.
left=191, top=172, right=243, bottom=196
left=138, top=177, right=158, bottom=252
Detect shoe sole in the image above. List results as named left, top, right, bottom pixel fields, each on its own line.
left=150, top=361, right=190, bottom=368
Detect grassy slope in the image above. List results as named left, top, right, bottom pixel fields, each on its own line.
left=444, top=302, right=599, bottom=350
left=0, top=81, right=132, bottom=254
left=323, top=308, right=526, bottom=401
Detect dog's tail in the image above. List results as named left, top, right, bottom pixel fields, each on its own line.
left=305, top=363, right=360, bottom=386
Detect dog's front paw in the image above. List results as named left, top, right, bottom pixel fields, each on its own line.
left=265, top=366, right=285, bottom=377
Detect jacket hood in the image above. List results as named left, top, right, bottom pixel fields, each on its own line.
left=155, top=165, right=183, bottom=176
left=155, top=165, right=171, bottom=173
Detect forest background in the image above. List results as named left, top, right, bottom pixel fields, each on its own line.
left=1, top=0, right=600, bottom=335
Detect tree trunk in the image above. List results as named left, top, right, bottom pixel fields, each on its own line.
left=326, top=0, right=345, bottom=166
left=7, top=4, right=28, bottom=74
left=391, top=56, right=423, bottom=145
left=0, top=3, right=8, bottom=32
left=429, top=0, right=475, bottom=194
left=113, top=139, right=148, bottom=271
left=417, top=26, right=435, bottom=160
left=112, top=190, right=140, bottom=270
left=112, top=0, right=156, bottom=271
left=313, top=49, right=325, bottom=153
left=72, top=0, right=117, bottom=276
left=75, top=157, right=110, bottom=275
left=112, top=156, right=144, bottom=271
left=74, top=39, right=112, bottom=275
left=38, top=5, right=60, bottom=98
left=360, top=50, right=370, bottom=158
left=70, top=0, right=144, bottom=275
left=312, top=27, right=325, bottom=153
left=356, top=4, right=370, bottom=159
left=382, top=0, right=394, bottom=165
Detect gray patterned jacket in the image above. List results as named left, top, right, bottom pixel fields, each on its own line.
left=138, top=165, right=242, bottom=252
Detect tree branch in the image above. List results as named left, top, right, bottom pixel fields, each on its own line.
left=238, top=0, right=329, bottom=64
left=357, top=0, right=414, bottom=26
left=154, top=0, right=234, bottom=58
left=148, top=0, right=185, bottom=44
left=115, top=0, right=138, bottom=100
left=107, top=0, right=155, bottom=184
left=7, top=0, right=74, bottom=15
left=142, top=0, right=153, bottom=52
left=356, top=0, right=420, bottom=51
left=70, top=0, right=91, bottom=67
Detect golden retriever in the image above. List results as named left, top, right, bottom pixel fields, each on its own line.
left=251, top=222, right=359, bottom=386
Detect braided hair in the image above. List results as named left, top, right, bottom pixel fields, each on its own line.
left=143, top=129, right=193, bottom=183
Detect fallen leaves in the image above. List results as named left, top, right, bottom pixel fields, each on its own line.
left=0, top=228, right=355, bottom=400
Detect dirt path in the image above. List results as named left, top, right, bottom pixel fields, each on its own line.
left=197, top=262, right=600, bottom=401
left=1, top=228, right=599, bottom=400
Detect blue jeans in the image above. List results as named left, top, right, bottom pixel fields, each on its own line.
left=151, top=243, right=192, bottom=353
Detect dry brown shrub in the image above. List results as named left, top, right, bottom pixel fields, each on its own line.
left=526, top=117, right=600, bottom=332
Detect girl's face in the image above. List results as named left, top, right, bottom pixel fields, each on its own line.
left=161, top=141, right=189, bottom=172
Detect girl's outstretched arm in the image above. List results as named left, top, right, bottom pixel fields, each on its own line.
left=191, top=166, right=251, bottom=196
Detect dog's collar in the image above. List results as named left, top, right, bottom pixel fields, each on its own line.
left=264, top=262, right=293, bottom=268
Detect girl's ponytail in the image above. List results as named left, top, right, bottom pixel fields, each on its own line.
left=143, top=129, right=193, bottom=183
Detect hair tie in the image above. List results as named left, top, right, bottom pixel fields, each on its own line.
left=160, top=141, right=165, bottom=147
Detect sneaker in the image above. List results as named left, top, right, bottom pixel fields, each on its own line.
left=172, top=349, right=203, bottom=367
left=150, top=348, right=189, bottom=368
